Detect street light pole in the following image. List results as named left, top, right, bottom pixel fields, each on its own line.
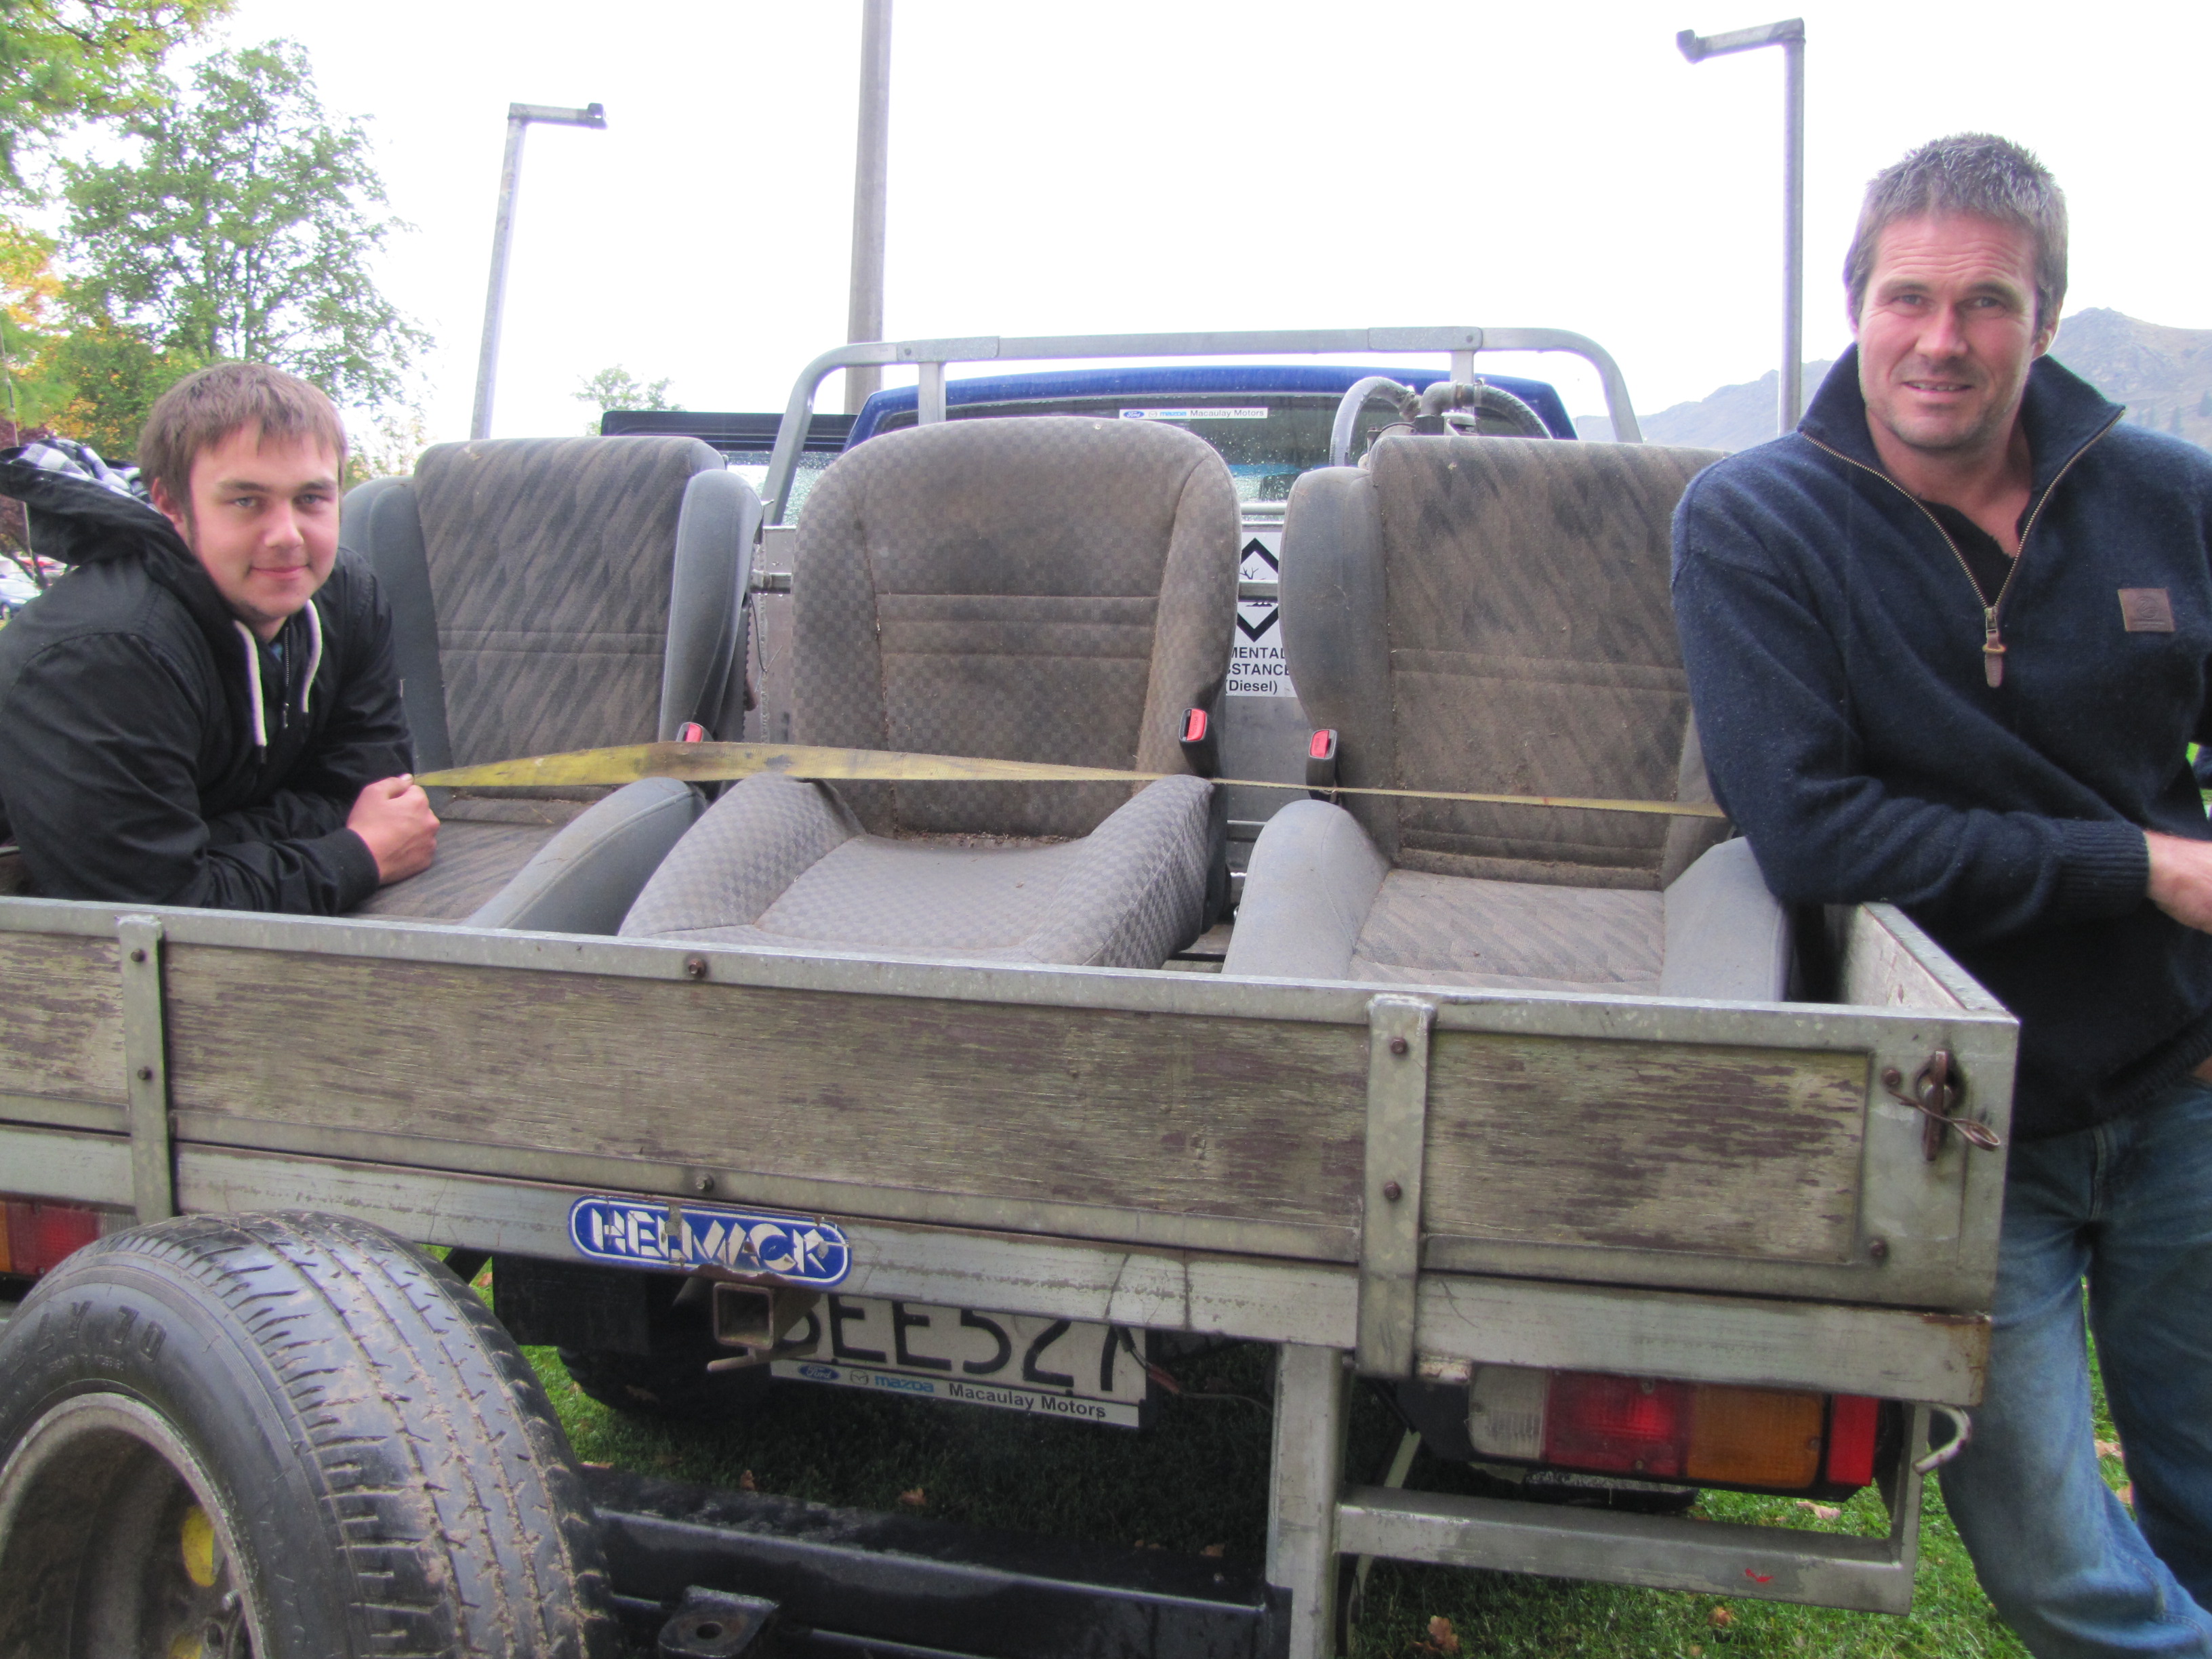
left=470, top=100, right=607, bottom=441
left=1678, top=19, right=1805, bottom=436
left=844, top=0, right=893, bottom=415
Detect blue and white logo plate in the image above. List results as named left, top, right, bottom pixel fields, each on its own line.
left=567, top=1195, right=851, bottom=1286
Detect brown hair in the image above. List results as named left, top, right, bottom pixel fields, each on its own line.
left=1843, top=134, right=2068, bottom=335
left=138, top=362, right=348, bottom=507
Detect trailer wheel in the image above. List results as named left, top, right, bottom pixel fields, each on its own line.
left=0, top=1211, right=619, bottom=1659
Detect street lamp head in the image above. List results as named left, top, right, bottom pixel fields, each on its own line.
left=1677, top=18, right=1803, bottom=62
left=507, top=101, right=609, bottom=129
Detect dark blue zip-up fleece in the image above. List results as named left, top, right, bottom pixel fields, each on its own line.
left=1673, top=348, right=2212, bottom=1142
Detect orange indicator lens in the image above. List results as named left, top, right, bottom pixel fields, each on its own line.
left=1684, top=1384, right=1826, bottom=1488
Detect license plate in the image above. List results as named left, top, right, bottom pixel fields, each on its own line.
left=771, top=1295, right=1149, bottom=1428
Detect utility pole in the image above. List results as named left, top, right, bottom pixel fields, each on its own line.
left=471, top=101, right=607, bottom=441
left=844, top=0, right=893, bottom=415
left=1678, top=19, right=1805, bottom=435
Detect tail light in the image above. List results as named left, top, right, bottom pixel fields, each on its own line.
left=1, top=1200, right=115, bottom=1278
left=1467, top=1364, right=1879, bottom=1493
left=1825, top=1391, right=1881, bottom=1486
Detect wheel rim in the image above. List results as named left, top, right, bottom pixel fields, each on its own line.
left=0, top=1393, right=268, bottom=1658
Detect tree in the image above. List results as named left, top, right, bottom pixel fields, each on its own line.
left=0, top=0, right=228, bottom=197
left=59, top=39, right=427, bottom=419
left=45, top=312, right=199, bottom=457
left=574, top=365, right=679, bottom=434
left=0, top=217, right=68, bottom=428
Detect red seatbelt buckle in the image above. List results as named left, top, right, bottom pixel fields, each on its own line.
left=678, top=722, right=708, bottom=743
left=1178, top=707, right=1218, bottom=778
left=1306, top=728, right=1338, bottom=800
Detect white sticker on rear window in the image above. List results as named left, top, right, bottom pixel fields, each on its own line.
left=1119, top=407, right=1268, bottom=421
left=1231, top=531, right=1288, bottom=698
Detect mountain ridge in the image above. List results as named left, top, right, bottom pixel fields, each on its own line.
left=1577, top=310, right=2212, bottom=452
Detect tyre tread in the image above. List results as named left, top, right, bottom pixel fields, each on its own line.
left=3, top=1212, right=618, bottom=1659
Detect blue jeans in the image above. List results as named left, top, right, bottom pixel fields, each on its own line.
left=1942, top=1076, right=2212, bottom=1656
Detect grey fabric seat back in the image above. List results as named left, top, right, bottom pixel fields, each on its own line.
left=403, top=435, right=729, bottom=767
left=1281, top=435, right=1725, bottom=891
left=791, top=416, right=1240, bottom=839
left=339, top=436, right=754, bottom=931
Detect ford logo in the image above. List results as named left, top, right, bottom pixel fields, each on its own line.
left=567, top=1195, right=852, bottom=1287
left=798, top=1364, right=839, bottom=1382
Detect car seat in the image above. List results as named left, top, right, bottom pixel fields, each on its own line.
left=1224, top=433, right=1788, bottom=999
left=619, top=416, right=1238, bottom=968
left=340, top=435, right=757, bottom=930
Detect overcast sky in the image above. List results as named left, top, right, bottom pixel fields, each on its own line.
left=187, top=0, right=2212, bottom=443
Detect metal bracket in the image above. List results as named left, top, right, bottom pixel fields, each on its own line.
left=1357, top=995, right=1435, bottom=1378
left=117, top=914, right=176, bottom=1223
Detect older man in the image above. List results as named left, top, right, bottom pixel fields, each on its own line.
left=0, top=363, right=436, bottom=911
left=1675, top=134, right=2212, bottom=1655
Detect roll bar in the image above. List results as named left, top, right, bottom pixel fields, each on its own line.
left=758, top=326, right=1644, bottom=523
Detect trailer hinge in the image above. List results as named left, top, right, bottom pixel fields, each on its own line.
left=117, top=914, right=176, bottom=1222
left=1357, top=995, right=1434, bottom=1378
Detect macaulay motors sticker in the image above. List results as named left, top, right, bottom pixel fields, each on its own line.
left=567, top=1195, right=852, bottom=1287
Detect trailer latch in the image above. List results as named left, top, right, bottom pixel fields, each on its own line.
left=1882, top=1051, right=2003, bottom=1160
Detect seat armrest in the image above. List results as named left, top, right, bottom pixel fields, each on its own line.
left=659, top=468, right=762, bottom=741
left=466, top=777, right=702, bottom=934
left=1221, top=800, right=1389, bottom=981
left=1658, top=837, right=1791, bottom=1001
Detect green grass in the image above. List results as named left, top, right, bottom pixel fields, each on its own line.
left=459, top=1256, right=2131, bottom=1658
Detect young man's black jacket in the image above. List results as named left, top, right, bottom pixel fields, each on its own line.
left=1674, top=350, right=2212, bottom=1141
left=0, top=445, right=412, bottom=912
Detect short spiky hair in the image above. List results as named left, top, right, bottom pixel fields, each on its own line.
left=138, top=363, right=348, bottom=506
left=1844, top=134, right=2068, bottom=333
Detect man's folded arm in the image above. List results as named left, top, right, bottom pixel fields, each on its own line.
left=0, top=634, right=380, bottom=913
left=1673, top=537, right=2148, bottom=947
left=205, top=787, right=352, bottom=847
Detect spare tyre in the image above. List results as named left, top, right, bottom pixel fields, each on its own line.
left=0, top=1210, right=619, bottom=1658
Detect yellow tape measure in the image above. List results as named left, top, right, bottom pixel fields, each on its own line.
left=419, top=741, right=1727, bottom=821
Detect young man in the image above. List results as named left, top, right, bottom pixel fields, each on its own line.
left=1674, top=134, right=2212, bottom=1656
left=0, top=363, right=437, bottom=912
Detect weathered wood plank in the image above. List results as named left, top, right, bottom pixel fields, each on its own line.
left=0, top=931, right=124, bottom=1105
left=162, top=945, right=1371, bottom=1232
left=1421, top=1031, right=1865, bottom=1261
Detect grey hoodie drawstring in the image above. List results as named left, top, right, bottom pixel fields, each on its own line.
left=234, top=600, right=323, bottom=750
left=233, top=621, right=266, bottom=750
left=299, top=596, right=323, bottom=714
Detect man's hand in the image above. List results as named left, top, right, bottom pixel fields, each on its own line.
left=347, top=775, right=438, bottom=884
left=2146, top=830, right=2212, bottom=933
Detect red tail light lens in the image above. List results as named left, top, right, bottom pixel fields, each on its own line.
left=2, top=1200, right=109, bottom=1277
left=1826, top=1394, right=1881, bottom=1487
left=1544, top=1372, right=1693, bottom=1477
